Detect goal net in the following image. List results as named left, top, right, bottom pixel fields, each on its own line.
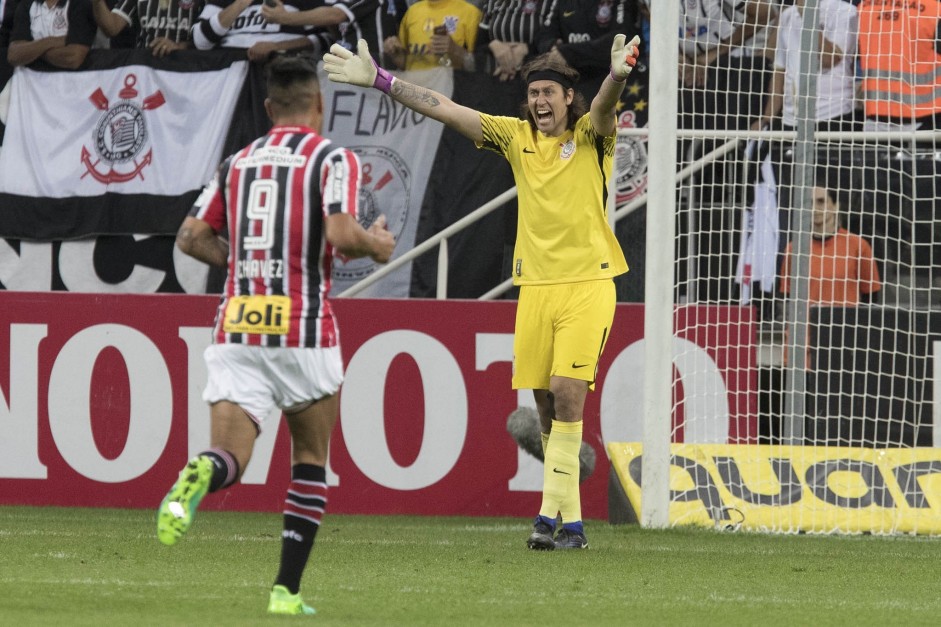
left=614, top=0, right=941, bottom=534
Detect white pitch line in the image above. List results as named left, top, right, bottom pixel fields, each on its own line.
left=0, top=576, right=265, bottom=590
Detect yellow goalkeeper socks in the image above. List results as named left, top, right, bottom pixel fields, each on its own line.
left=540, top=432, right=550, bottom=458
left=556, top=420, right=583, bottom=524
left=538, top=420, right=582, bottom=521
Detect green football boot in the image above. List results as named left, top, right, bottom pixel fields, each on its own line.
left=156, top=456, right=213, bottom=546
left=268, top=585, right=316, bottom=615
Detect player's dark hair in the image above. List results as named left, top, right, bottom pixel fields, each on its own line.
left=813, top=167, right=844, bottom=230
left=519, top=54, right=587, bottom=131
left=265, top=54, right=320, bottom=115
left=814, top=168, right=840, bottom=205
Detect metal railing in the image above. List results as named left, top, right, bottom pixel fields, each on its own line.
left=338, top=128, right=738, bottom=301
left=335, top=187, right=518, bottom=298
left=340, top=124, right=940, bottom=302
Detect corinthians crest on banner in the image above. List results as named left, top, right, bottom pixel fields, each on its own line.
left=319, top=66, right=452, bottom=297
left=81, top=74, right=165, bottom=185
left=615, top=105, right=648, bottom=209
left=609, top=36, right=651, bottom=214
left=0, top=54, right=248, bottom=238
left=0, top=57, right=247, bottom=210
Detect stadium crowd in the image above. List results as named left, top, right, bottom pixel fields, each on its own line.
left=1, top=0, right=935, bottom=128
left=0, top=0, right=939, bottom=306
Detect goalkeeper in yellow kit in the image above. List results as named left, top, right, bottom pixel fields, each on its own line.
left=324, top=33, right=640, bottom=550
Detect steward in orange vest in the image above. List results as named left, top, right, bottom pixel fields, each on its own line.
left=858, top=0, right=941, bottom=124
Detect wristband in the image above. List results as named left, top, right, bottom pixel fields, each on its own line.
left=609, top=67, right=627, bottom=83
left=372, top=61, right=395, bottom=94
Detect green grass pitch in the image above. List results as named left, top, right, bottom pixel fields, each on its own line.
left=1, top=505, right=940, bottom=626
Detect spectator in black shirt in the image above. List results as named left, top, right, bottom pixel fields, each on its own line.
left=477, top=0, right=551, bottom=82
left=534, top=0, right=637, bottom=100
left=7, top=0, right=98, bottom=68
left=91, top=0, right=204, bottom=55
left=678, top=0, right=776, bottom=131
left=1, top=0, right=22, bottom=47
left=336, top=0, right=408, bottom=69
left=259, top=0, right=398, bottom=65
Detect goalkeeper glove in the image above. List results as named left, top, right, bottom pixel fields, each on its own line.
left=323, top=39, right=395, bottom=94
left=610, top=34, right=641, bottom=82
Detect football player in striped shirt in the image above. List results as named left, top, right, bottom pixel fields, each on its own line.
left=156, top=54, right=395, bottom=615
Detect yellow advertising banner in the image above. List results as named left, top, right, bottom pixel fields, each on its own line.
left=608, top=443, right=941, bottom=534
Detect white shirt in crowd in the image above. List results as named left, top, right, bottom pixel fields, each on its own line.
left=774, top=0, right=857, bottom=126
left=679, top=0, right=767, bottom=60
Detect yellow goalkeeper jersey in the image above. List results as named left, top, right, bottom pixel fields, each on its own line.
left=477, top=112, right=628, bottom=286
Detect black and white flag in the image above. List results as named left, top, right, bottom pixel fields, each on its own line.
left=0, top=50, right=248, bottom=239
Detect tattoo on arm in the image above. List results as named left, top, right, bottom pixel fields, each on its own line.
left=390, top=80, right=441, bottom=108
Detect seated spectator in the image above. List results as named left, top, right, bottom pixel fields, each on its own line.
left=533, top=0, right=637, bottom=101
left=857, top=0, right=941, bottom=132
left=191, top=0, right=327, bottom=62
left=90, top=0, right=204, bottom=56
left=752, top=0, right=858, bottom=134
left=7, top=0, right=98, bottom=68
left=382, top=0, right=481, bottom=71
left=780, top=181, right=881, bottom=307
left=679, top=0, right=776, bottom=131
left=477, top=0, right=551, bottom=82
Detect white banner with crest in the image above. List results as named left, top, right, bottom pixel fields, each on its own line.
left=319, top=66, right=452, bottom=298
left=0, top=63, right=246, bottom=198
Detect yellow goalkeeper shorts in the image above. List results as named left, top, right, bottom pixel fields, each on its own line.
left=512, top=279, right=615, bottom=391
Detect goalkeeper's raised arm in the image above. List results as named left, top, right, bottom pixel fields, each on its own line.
left=590, top=34, right=641, bottom=137
left=323, top=40, right=484, bottom=143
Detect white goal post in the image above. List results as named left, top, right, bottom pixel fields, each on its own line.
left=628, top=0, right=941, bottom=534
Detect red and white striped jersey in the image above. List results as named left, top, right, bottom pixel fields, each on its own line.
left=190, top=124, right=361, bottom=348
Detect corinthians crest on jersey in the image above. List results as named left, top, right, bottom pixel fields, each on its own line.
left=81, top=74, right=166, bottom=184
